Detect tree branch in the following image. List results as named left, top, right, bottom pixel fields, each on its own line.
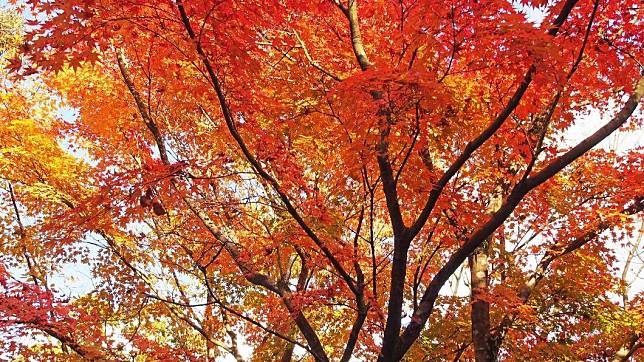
left=335, top=0, right=370, bottom=70
left=406, top=0, right=580, bottom=245
left=116, top=49, right=169, bottom=165
left=611, top=333, right=642, bottom=362
left=176, top=0, right=358, bottom=299
left=490, top=198, right=643, bottom=357
left=395, top=74, right=643, bottom=361
left=293, top=30, right=343, bottom=81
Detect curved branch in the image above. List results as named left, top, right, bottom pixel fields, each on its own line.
left=175, top=0, right=357, bottom=299
left=396, top=75, right=643, bottom=360
left=406, top=0, right=580, bottom=245
left=116, top=49, right=169, bottom=165
left=334, top=0, right=371, bottom=70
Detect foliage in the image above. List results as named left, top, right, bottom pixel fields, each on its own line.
left=0, top=0, right=642, bottom=361
left=0, top=8, right=23, bottom=55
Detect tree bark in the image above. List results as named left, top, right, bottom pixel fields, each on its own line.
left=470, top=188, right=502, bottom=362
left=470, top=249, right=492, bottom=362
left=611, top=333, right=641, bottom=362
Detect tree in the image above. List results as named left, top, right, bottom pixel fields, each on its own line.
left=1, top=0, right=643, bottom=360
left=0, top=9, right=23, bottom=55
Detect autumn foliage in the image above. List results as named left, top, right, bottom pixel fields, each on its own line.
left=1, top=0, right=643, bottom=361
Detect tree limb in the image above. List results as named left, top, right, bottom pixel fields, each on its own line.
left=396, top=74, right=643, bottom=361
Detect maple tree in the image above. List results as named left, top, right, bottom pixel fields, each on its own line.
left=1, top=0, right=643, bottom=361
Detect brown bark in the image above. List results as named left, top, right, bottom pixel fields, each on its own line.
left=469, top=250, right=492, bottom=362
left=280, top=344, right=295, bottom=362
left=470, top=188, right=502, bottom=362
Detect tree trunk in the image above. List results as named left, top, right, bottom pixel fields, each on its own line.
left=469, top=248, right=492, bottom=362
left=470, top=188, right=503, bottom=362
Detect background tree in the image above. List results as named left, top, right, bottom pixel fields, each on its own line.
left=1, top=0, right=642, bottom=361
left=0, top=8, right=22, bottom=55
